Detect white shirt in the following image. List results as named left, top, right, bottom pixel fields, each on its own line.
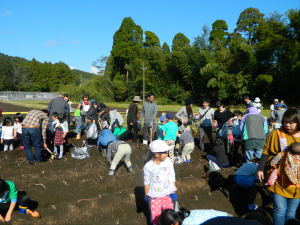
left=1, top=126, right=14, bottom=140
left=144, top=157, right=177, bottom=198
left=51, top=120, right=68, bottom=133
left=14, top=122, right=22, bottom=134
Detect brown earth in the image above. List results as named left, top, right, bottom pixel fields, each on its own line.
left=0, top=102, right=275, bottom=225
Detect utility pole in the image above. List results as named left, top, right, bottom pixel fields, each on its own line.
left=140, top=63, right=147, bottom=102
left=79, top=75, right=83, bottom=87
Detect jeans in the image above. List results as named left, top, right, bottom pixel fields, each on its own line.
left=272, top=193, right=300, bottom=225
left=199, top=125, right=214, bottom=150
left=22, top=128, right=42, bottom=162
left=207, top=154, right=229, bottom=168
left=76, top=123, right=82, bottom=135
left=245, top=148, right=263, bottom=162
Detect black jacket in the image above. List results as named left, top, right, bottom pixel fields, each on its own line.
left=127, top=103, right=138, bottom=124
left=214, top=108, right=233, bottom=129
left=87, top=107, right=98, bottom=122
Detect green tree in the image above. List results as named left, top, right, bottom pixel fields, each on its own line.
left=234, top=7, right=265, bottom=44
left=144, top=31, right=161, bottom=48
left=162, top=42, right=170, bottom=54
left=171, top=33, right=190, bottom=51
left=209, top=20, right=230, bottom=47
left=0, top=58, right=13, bottom=91
left=49, top=62, right=74, bottom=92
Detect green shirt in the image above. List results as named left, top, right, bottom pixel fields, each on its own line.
left=113, top=126, right=127, bottom=137
left=0, top=181, right=18, bottom=203
left=162, top=121, right=178, bottom=141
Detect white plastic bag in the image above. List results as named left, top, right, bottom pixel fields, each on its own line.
left=208, top=160, right=221, bottom=172
left=71, top=144, right=91, bottom=160
left=174, top=156, right=184, bottom=164
left=87, top=123, right=98, bottom=139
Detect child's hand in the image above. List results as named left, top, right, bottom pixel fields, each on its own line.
left=270, top=164, right=275, bottom=168
left=0, top=139, right=2, bottom=144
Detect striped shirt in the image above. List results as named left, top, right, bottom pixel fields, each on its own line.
left=22, top=110, right=49, bottom=142
left=106, top=141, right=127, bottom=165
left=179, top=132, right=194, bottom=145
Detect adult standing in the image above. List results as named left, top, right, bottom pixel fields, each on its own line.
left=257, top=108, right=300, bottom=225
left=140, top=92, right=158, bottom=145
left=63, top=94, right=73, bottom=125
left=243, top=95, right=254, bottom=108
left=175, top=98, right=193, bottom=126
left=270, top=99, right=279, bottom=118
left=119, top=96, right=142, bottom=145
left=274, top=103, right=287, bottom=129
left=214, top=101, right=234, bottom=153
left=77, top=94, right=91, bottom=133
left=47, top=93, right=69, bottom=125
left=196, top=98, right=215, bottom=152
left=22, top=109, right=49, bottom=164
left=240, top=107, right=268, bottom=162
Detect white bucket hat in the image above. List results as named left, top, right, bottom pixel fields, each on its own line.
left=254, top=97, right=260, bottom=103
left=133, top=96, right=142, bottom=102
left=149, top=140, right=175, bottom=153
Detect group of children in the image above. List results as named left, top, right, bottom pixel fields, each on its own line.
left=0, top=113, right=23, bottom=152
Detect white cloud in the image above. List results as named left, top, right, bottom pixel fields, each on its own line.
left=71, top=39, right=80, bottom=44
left=1, top=11, right=12, bottom=16
left=89, top=66, right=99, bottom=75
left=69, top=66, right=77, bottom=70
left=43, top=40, right=56, bottom=46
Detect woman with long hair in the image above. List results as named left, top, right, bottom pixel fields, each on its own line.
left=175, top=98, right=193, bottom=127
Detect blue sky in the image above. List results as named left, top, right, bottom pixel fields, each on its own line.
left=0, top=0, right=298, bottom=74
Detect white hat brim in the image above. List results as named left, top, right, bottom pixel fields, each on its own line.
left=151, top=145, right=175, bottom=153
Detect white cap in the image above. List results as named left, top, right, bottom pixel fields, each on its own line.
left=149, top=140, right=175, bottom=153
left=254, top=97, right=260, bottom=103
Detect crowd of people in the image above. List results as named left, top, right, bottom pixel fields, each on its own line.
left=0, top=93, right=299, bottom=225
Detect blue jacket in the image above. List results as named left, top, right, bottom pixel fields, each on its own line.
left=97, top=129, right=116, bottom=147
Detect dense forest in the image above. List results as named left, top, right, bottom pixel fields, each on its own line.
left=93, top=7, right=300, bottom=105
left=1, top=7, right=300, bottom=105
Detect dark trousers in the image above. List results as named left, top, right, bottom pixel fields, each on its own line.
left=143, top=123, right=157, bottom=141
left=207, top=154, right=229, bottom=168
left=0, top=193, right=30, bottom=211
left=231, top=141, right=242, bottom=166
left=23, top=128, right=42, bottom=163
left=16, top=133, right=23, bottom=146
left=119, top=123, right=138, bottom=142
left=199, top=125, right=214, bottom=150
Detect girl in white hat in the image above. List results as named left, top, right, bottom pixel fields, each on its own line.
left=144, top=140, right=177, bottom=225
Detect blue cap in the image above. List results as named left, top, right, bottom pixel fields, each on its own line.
left=166, top=112, right=174, bottom=119
left=160, top=116, right=166, bottom=121
left=276, top=103, right=283, bottom=108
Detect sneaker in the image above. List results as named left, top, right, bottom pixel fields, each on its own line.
left=143, top=140, right=148, bottom=145
left=128, top=167, right=133, bottom=173
left=185, top=160, right=191, bottom=163
left=248, top=204, right=258, bottom=211
left=108, top=170, right=115, bottom=176
left=20, top=146, right=25, bottom=151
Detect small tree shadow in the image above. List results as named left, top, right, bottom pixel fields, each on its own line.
left=134, top=186, right=151, bottom=225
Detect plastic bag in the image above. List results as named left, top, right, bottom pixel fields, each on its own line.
left=71, top=144, right=91, bottom=160
left=218, top=122, right=233, bottom=139
left=208, top=160, right=221, bottom=172
left=87, top=123, right=98, bottom=139
left=174, top=155, right=184, bottom=164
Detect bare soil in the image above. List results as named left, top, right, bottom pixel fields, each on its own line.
left=0, top=102, right=274, bottom=225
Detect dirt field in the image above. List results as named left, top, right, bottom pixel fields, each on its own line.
left=0, top=102, right=275, bottom=224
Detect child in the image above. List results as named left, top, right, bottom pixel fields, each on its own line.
left=100, top=117, right=109, bottom=129
left=231, top=110, right=243, bottom=166
left=267, top=117, right=276, bottom=134
left=178, top=127, right=194, bottom=162
left=52, top=113, right=68, bottom=159
left=74, top=109, right=82, bottom=139
left=144, top=140, right=177, bottom=225
left=206, top=139, right=229, bottom=168
left=234, top=158, right=261, bottom=211
left=157, top=115, right=166, bottom=140
left=87, top=101, right=99, bottom=129
left=106, top=141, right=133, bottom=175
left=162, top=113, right=179, bottom=164
left=266, top=142, right=300, bottom=186
left=0, top=178, right=31, bottom=222
left=13, top=113, right=24, bottom=151
left=113, top=119, right=127, bottom=139
left=0, top=117, right=14, bottom=152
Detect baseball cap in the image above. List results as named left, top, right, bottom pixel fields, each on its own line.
left=274, top=99, right=279, bottom=102
left=149, top=140, right=175, bottom=153
left=166, top=112, right=174, bottom=119
left=160, top=116, right=166, bottom=121
left=276, top=103, right=283, bottom=108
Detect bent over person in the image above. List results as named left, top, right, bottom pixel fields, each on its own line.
left=22, top=109, right=49, bottom=164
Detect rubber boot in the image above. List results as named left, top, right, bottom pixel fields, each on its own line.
left=108, top=169, right=115, bottom=176
left=76, top=135, right=80, bottom=139
left=59, top=150, right=63, bottom=159
left=143, top=140, right=148, bottom=145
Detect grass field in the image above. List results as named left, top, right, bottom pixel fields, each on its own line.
left=4, top=100, right=271, bottom=118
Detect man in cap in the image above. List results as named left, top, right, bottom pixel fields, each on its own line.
left=119, top=96, right=142, bottom=146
